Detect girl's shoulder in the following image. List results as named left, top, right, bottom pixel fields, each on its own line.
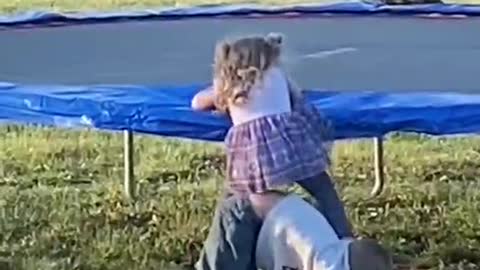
left=261, top=66, right=290, bottom=90
left=264, top=66, right=287, bottom=80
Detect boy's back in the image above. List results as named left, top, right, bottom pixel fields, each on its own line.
left=254, top=194, right=393, bottom=270
left=255, top=195, right=351, bottom=270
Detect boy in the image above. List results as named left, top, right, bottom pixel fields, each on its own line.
left=196, top=191, right=393, bottom=270
left=252, top=192, right=393, bottom=270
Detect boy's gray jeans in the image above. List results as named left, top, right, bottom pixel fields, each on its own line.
left=195, top=194, right=262, bottom=270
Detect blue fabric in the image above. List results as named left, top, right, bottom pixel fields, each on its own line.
left=1, top=82, right=480, bottom=140
left=1, top=1, right=480, bottom=27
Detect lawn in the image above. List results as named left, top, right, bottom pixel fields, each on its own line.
left=1, top=127, right=480, bottom=270
left=1, top=0, right=480, bottom=270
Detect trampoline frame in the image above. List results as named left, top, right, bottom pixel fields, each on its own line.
left=120, top=130, right=385, bottom=199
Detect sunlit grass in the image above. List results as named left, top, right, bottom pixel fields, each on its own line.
left=0, top=127, right=479, bottom=269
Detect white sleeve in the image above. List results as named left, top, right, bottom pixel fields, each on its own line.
left=256, top=212, right=300, bottom=270
left=256, top=195, right=350, bottom=270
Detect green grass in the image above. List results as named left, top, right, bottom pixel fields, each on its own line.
left=0, top=126, right=479, bottom=270
left=1, top=0, right=480, bottom=269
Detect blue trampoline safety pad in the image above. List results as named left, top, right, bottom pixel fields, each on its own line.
left=1, top=82, right=480, bottom=141
left=1, top=1, right=480, bottom=141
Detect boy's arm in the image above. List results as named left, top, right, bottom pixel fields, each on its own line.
left=191, top=86, right=215, bottom=111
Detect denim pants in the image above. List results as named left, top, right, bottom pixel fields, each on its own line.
left=195, top=194, right=262, bottom=270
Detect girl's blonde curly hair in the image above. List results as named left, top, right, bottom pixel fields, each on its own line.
left=212, top=33, right=301, bottom=113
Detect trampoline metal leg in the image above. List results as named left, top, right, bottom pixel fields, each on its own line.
left=123, top=130, right=135, bottom=199
left=371, top=136, right=385, bottom=197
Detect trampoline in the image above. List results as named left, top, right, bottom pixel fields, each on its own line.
left=1, top=1, right=480, bottom=198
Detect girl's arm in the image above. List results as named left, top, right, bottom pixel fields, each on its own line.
left=191, top=86, right=216, bottom=111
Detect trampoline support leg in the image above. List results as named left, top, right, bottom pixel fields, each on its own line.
left=371, top=136, right=385, bottom=197
left=123, top=130, right=135, bottom=200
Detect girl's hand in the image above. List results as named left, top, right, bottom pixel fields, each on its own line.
left=191, top=86, right=216, bottom=111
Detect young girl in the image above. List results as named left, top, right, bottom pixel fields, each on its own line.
left=193, top=33, right=353, bottom=269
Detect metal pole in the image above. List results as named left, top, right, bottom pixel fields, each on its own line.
left=371, top=136, right=385, bottom=197
left=123, top=129, right=135, bottom=199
